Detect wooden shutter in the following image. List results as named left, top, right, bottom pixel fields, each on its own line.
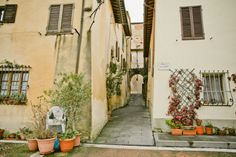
left=61, top=4, right=73, bottom=32
left=181, top=7, right=192, bottom=38
left=47, top=5, right=60, bottom=33
left=192, top=6, right=204, bottom=38
left=3, top=5, right=17, bottom=23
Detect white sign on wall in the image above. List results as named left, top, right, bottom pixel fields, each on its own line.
left=158, top=62, right=170, bottom=71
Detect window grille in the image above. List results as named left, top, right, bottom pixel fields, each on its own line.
left=200, top=70, right=234, bottom=106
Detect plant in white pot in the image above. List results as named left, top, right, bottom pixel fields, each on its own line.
left=46, top=73, right=91, bottom=151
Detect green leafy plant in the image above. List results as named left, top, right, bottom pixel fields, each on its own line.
left=60, top=131, right=77, bottom=140
left=165, top=119, right=182, bottom=129
left=205, top=121, right=213, bottom=128
left=46, top=73, right=91, bottom=134
left=106, top=62, right=126, bottom=99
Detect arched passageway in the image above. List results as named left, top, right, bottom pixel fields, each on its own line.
left=130, top=74, right=143, bottom=94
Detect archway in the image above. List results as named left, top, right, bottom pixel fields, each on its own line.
left=130, top=74, right=143, bottom=94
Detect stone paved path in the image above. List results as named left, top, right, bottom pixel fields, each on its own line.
left=95, top=94, right=154, bottom=146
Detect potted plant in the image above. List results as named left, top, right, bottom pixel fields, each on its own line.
left=182, top=126, right=197, bottom=136
left=46, top=73, right=91, bottom=151
left=165, top=119, right=183, bottom=136
left=205, top=122, right=213, bottom=135
left=195, top=119, right=204, bottom=135
left=59, top=130, right=76, bottom=152
left=26, top=133, right=38, bottom=151
left=0, top=128, right=4, bottom=139
left=30, top=96, right=55, bottom=155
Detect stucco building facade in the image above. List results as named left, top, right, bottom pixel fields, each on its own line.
left=0, top=0, right=131, bottom=140
left=145, top=0, right=236, bottom=131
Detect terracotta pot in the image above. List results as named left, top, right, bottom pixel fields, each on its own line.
left=183, top=129, right=197, bottom=136
left=27, top=139, right=38, bottom=151
left=196, top=126, right=204, bottom=135
left=171, top=129, right=183, bottom=136
left=37, top=138, right=55, bottom=155
left=59, top=138, right=75, bottom=152
left=74, top=135, right=80, bottom=147
left=0, top=129, right=4, bottom=139
left=205, top=127, right=213, bottom=135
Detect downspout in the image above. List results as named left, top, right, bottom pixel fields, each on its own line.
left=75, top=0, right=85, bottom=73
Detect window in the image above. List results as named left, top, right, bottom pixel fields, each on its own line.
left=0, top=4, right=17, bottom=23
left=180, top=6, right=204, bottom=40
left=0, top=71, right=29, bottom=103
left=47, top=4, right=73, bottom=34
left=201, top=71, right=233, bottom=106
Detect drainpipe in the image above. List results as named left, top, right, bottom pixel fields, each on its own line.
left=75, top=0, right=85, bottom=73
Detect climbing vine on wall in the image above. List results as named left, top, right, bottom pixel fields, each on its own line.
left=106, top=62, right=126, bottom=99
left=167, top=69, right=204, bottom=126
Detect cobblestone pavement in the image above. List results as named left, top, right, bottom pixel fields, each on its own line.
left=95, top=94, right=154, bottom=146
left=52, top=146, right=236, bottom=157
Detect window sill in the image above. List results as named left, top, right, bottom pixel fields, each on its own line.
left=0, top=99, right=27, bottom=105
left=182, top=37, right=205, bottom=40
left=46, top=31, right=73, bottom=36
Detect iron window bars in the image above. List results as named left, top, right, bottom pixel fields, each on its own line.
left=200, top=70, right=234, bottom=106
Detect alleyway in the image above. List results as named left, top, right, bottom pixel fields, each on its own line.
left=95, top=94, right=154, bottom=146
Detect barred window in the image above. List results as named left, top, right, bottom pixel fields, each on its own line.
left=201, top=71, right=234, bottom=106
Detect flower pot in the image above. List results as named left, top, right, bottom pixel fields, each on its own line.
left=183, top=129, right=196, bottom=136
left=59, top=138, right=75, bottom=152
left=37, top=138, right=55, bottom=155
left=0, top=129, right=4, bottom=139
left=27, top=139, right=38, bottom=151
left=171, top=129, right=183, bottom=136
left=196, top=126, right=204, bottom=135
left=74, top=135, right=80, bottom=147
left=205, top=127, right=213, bottom=135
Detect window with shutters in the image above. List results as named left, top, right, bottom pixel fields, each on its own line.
left=180, top=6, right=204, bottom=40
left=0, top=4, right=17, bottom=23
left=47, top=4, right=73, bottom=34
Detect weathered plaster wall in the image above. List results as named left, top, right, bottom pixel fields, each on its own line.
left=90, top=0, right=130, bottom=139
left=0, top=0, right=83, bottom=131
left=152, top=0, right=236, bottom=130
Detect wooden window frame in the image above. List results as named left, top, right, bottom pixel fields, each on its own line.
left=180, top=6, right=204, bottom=40
left=47, top=3, right=74, bottom=35
left=0, top=71, right=29, bottom=97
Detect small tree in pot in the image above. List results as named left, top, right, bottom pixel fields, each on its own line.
left=46, top=73, right=91, bottom=152
left=30, top=96, right=56, bottom=154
